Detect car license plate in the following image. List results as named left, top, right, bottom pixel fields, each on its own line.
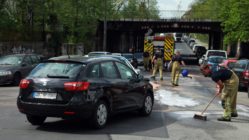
left=32, top=92, right=57, bottom=99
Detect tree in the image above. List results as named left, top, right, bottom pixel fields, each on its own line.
left=187, top=0, right=249, bottom=45
left=0, top=0, right=160, bottom=54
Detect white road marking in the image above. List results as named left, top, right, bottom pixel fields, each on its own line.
left=155, top=89, right=199, bottom=107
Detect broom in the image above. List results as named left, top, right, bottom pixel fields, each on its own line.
left=193, top=93, right=219, bottom=120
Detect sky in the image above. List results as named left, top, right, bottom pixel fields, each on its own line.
left=157, top=0, right=196, bottom=18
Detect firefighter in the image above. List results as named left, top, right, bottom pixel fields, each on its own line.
left=171, top=50, right=185, bottom=86
left=143, top=51, right=150, bottom=71
left=151, top=48, right=163, bottom=80
left=201, top=64, right=239, bottom=121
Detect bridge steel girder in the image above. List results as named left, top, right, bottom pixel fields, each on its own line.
left=96, top=19, right=223, bottom=52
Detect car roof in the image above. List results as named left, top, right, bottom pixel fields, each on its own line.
left=2, top=54, right=37, bottom=57
left=206, top=50, right=226, bottom=52
left=48, top=55, right=121, bottom=64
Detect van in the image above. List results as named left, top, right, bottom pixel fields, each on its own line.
left=199, top=50, right=227, bottom=65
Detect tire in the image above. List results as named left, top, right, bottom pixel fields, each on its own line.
left=91, top=100, right=108, bottom=129
left=139, top=93, right=153, bottom=116
left=13, top=72, right=22, bottom=86
left=26, top=115, right=46, bottom=125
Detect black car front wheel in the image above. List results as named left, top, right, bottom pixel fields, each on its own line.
left=91, top=100, right=108, bottom=129
left=139, top=94, right=153, bottom=116
left=26, top=115, right=46, bottom=125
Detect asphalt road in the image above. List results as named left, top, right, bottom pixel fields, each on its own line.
left=0, top=65, right=249, bottom=140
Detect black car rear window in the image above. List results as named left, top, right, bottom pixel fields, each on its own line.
left=29, top=62, right=84, bottom=78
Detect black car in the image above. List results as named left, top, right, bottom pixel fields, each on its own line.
left=134, top=52, right=144, bottom=66
left=17, top=56, right=154, bottom=128
left=0, top=54, right=41, bottom=85
left=233, top=59, right=249, bottom=91
left=121, top=53, right=138, bottom=68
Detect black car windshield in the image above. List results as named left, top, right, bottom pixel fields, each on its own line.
left=29, top=62, right=84, bottom=78
left=0, top=55, right=23, bottom=65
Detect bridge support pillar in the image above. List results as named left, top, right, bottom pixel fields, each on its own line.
left=209, top=32, right=223, bottom=50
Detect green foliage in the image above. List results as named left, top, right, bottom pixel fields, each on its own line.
left=0, top=0, right=159, bottom=51
left=221, top=0, right=249, bottom=44
left=120, top=0, right=159, bottom=19
left=188, top=0, right=249, bottom=45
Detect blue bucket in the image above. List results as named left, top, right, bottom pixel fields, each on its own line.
left=181, top=69, right=189, bottom=77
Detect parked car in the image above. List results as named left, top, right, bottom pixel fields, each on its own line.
left=111, top=53, right=121, bottom=56
left=187, top=38, right=195, bottom=46
left=17, top=56, right=154, bottom=128
left=0, top=54, right=41, bottom=85
left=199, top=50, right=227, bottom=65
left=232, top=59, right=249, bottom=89
left=219, top=58, right=237, bottom=69
left=193, top=44, right=205, bottom=53
left=189, top=42, right=197, bottom=49
left=134, top=52, right=144, bottom=66
left=98, top=55, right=141, bottom=74
left=200, top=56, right=226, bottom=76
left=196, top=46, right=207, bottom=59
left=121, top=53, right=138, bottom=68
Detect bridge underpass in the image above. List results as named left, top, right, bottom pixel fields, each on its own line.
left=96, top=19, right=223, bottom=64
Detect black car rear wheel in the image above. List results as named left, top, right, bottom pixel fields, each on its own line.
left=26, top=115, right=46, bottom=125
left=139, top=94, right=153, bottom=116
left=91, top=100, right=108, bottom=129
left=13, top=72, right=22, bottom=86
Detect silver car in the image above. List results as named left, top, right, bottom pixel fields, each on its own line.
left=0, top=54, right=41, bottom=85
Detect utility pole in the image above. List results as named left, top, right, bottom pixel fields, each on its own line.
left=103, top=0, right=107, bottom=51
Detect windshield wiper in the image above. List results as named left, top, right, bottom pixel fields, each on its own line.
left=47, top=74, right=69, bottom=78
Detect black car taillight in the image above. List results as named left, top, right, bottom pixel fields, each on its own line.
left=19, top=79, right=30, bottom=89
left=64, top=82, right=90, bottom=91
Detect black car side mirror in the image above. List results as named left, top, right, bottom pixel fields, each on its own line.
left=130, top=74, right=142, bottom=83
